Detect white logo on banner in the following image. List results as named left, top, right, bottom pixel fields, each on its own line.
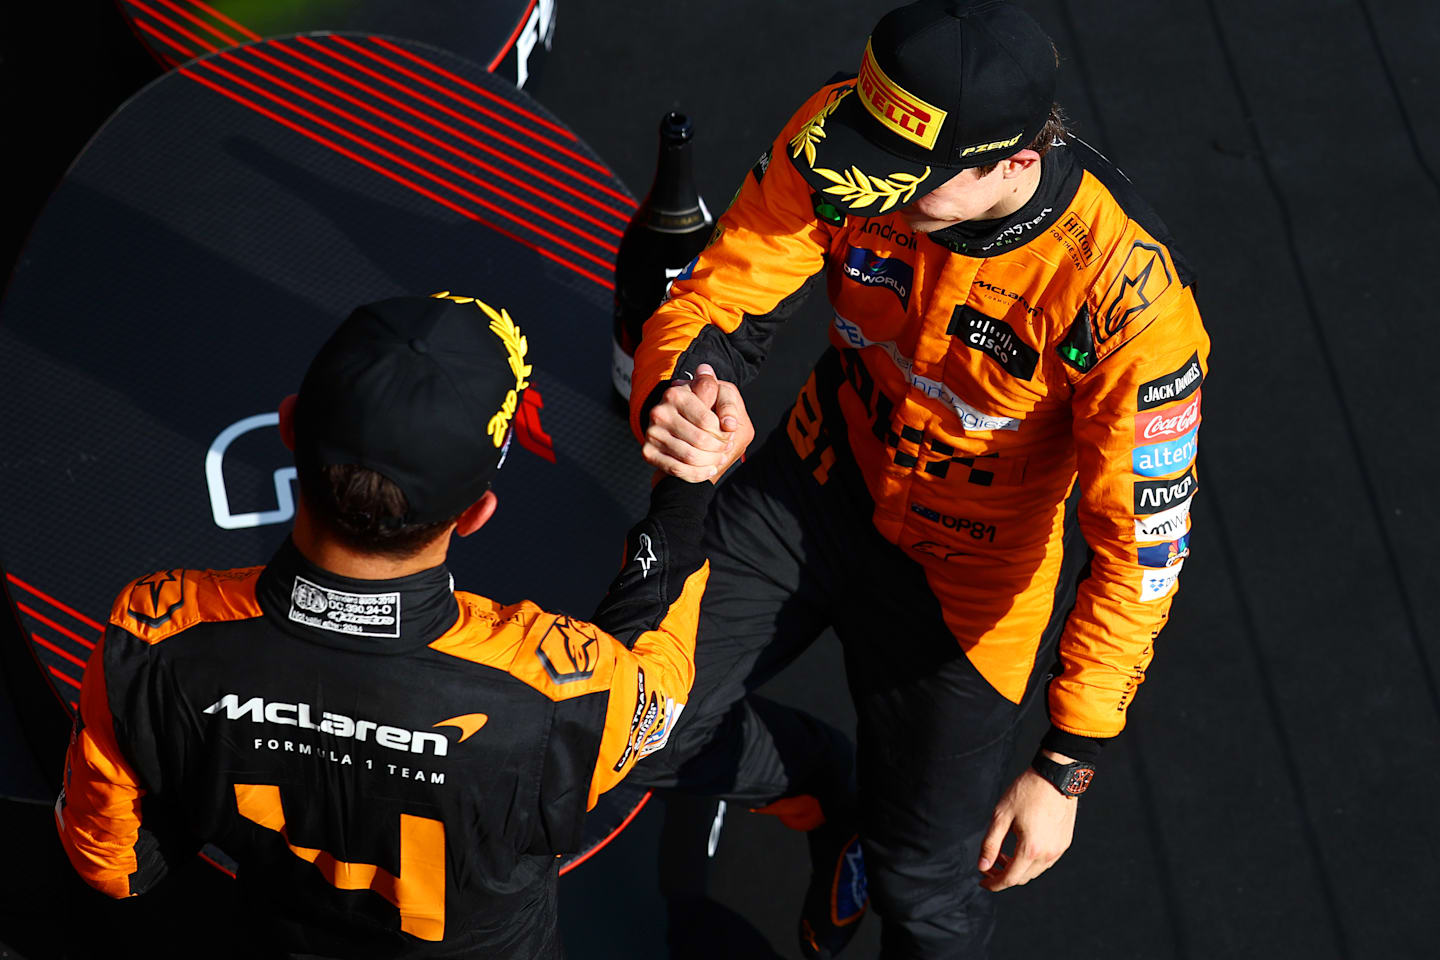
left=514, top=0, right=557, bottom=88
left=206, top=413, right=296, bottom=530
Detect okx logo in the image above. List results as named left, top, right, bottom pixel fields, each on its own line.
left=841, top=246, right=913, bottom=308
left=1133, top=428, right=1198, bottom=478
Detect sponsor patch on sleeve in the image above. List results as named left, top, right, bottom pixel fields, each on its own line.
left=1132, top=428, right=1198, bottom=478
left=1134, top=496, right=1192, bottom=542
left=1094, top=241, right=1174, bottom=346
left=637, top=699, right=685, bottom=758
left=128, top=569, right=188, bottom=628
left=1137, top=352, right=1203, bottom=410
left=1139, top=559, right=1183, bottom=602
left=1134, top=469, right=1198, bottom=514
left=752, top=149, right=771, bottom=182
left=1138, top=533, right=1190, bottom=568
left=1135, top=391, right=1200, bottom=443
left=536, top=615, right=601, bottom=684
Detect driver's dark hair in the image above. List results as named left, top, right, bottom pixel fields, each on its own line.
left=973, top=103, right=1072, bottom=176
left=297, top=462, right=461, bottom=559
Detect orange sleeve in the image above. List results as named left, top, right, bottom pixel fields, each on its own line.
left=628, top=84, right=846, bottom=441
left=1053, top=251, right=1210, bottom=739
left=54, top=633, right=148, bottom=898
left=585, top=562, right=708, bottom=807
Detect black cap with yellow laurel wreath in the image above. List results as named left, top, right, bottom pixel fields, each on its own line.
left=294, top=292, right=533, bottom=524
left=789, top=0, right=1056, bottom=218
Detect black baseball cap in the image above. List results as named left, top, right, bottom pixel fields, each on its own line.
left=294, top=292, right=532, bottom=524
left=789, top=0, right=1057, bottom=217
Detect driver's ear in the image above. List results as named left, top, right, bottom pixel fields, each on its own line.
left=1002, top=148, right=1042, bottom=177
left=454, top=490, right=498, bottom=537
left=278, top=394, right=298, bottom=451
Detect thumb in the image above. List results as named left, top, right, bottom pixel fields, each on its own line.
left=690, top=364, right=720, bottom=410
left=977, top=810, right=1012, bottom=872
left=714, top=380, right=746, bottom=433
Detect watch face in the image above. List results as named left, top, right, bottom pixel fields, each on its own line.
left=1063, top=767, right=1094, bottom=796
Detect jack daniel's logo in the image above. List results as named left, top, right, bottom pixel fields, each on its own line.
left=1137, top=353, right=1203, bottom=411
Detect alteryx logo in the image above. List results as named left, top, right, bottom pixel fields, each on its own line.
left=1138, top=533, right=1189, bottom=568
left=841, top=246, right=912, bottom=309
left=1133, top=428, right=1198, bottom=478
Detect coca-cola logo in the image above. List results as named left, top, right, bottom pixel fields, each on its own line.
left=1135, top=391, right=1201, bottom=442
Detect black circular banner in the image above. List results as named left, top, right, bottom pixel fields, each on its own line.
left=0, top=32, right=646, bottom=872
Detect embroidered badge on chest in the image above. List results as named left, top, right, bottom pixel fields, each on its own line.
left=947, top=305, right=1039, bottom=380
left=840, top=246, right=913, bottom=309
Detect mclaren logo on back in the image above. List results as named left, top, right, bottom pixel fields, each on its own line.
left=202, top=695, right=489, bottom=757
left=1095, top=242, right=1173, bottom=343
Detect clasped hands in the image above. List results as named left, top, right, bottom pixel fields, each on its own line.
left=642, top=363, right=754, bottom=483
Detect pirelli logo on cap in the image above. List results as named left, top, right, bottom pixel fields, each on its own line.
left=857, top=40, right=947, bottom=150
left=960, top=132, right=1023, bottom=158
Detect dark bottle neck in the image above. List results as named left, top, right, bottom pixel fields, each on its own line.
left=642, top=112, right=708, bottom=232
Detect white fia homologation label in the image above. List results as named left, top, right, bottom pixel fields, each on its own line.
left=288, top=576, right=401, bottom=638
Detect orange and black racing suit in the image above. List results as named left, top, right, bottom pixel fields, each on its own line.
left=626, top=80, right=1210, bottom=957
left=55, top=477, right=712, bottom=959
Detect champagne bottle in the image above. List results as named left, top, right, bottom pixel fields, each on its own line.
left=611, top=112, right=714, bottom=405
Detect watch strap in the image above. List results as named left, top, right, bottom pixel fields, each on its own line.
left=1030, top=754, right=1096, bottom=798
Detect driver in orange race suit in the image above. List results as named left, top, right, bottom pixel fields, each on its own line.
left=623, top=1, right=1210, bottom=957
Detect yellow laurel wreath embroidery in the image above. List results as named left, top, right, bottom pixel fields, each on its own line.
left=430, top=291, right=532, bottom=448
left=788, top=88, right=852, bottom=168
left=812, top=164, right=930, bottom=213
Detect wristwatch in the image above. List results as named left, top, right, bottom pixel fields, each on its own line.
left=1030, top=754, right=1096, bottom=798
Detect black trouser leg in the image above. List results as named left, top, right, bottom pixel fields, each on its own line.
left=626, top=423, right=857, bottom=808
left=838, top=515, right=1084, bottom=959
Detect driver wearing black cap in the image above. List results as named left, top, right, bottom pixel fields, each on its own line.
left=627, top=1, right=1210, bottom=957
left=54, top=293, right=735, bottom=958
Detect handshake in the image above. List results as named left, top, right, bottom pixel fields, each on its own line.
left=641, top=363, right=755, bottom=484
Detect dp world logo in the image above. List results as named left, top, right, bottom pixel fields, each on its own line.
left=841, top=246, right=913, bottom=308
